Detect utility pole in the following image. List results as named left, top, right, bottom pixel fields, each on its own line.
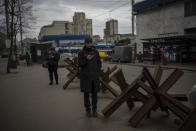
left=131, top=0, right=136, bottom=63
left=6, top=0, right=17, bottom=72
left=131, top=0, right=135, bottom=35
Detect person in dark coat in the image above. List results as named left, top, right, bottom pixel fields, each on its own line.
left=47, top=47, right=60, bottom=85
left=138, top=51, right=143, bottom=63
left=78, top=37, right=102, bottom=117
left=152, top=48, right=156, bottom=65
left=25, top=52, right=30, bottom=66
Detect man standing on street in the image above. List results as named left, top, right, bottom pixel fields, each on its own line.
left=78, top=37, right=102, bottom=117
left=47, top=47, right=60, bottom=85
left=138, top=51, right=143, bottom=63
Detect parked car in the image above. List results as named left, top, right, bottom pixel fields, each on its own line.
left=112, top=46, right=132, bottom=62
left=99, top=51, right=110, bottom=59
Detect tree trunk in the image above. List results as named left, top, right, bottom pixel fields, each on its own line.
left=4, top=0, right=11, bottom=73
left=20, top=16, right=23, bottom=55
left=4, top=0, right=9, bottom=38
left=19, top=0, right=23, bottom=55
left=7, top=1, right=15, bottom=73
left=14, top=33, right=19, bottom=66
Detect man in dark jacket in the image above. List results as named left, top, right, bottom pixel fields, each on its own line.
left=25, top=52, right=30, bottom=66
left=47, top=47, right=60, bottom=85
left=78, top=37, right=102, bottom=117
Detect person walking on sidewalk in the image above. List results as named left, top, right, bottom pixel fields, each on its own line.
left=25, top=51, right=30, bottom=66
left=78, top=37, right=102, bottom=117
left=138, top=51, right=143, bottom=63
left=47, top=47, right=60, bottom=85
left=152, top=48, right=156, bottom=65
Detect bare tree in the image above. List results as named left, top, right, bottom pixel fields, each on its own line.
left=18, top=0, right=36, bottom=53
left=0, top=1, right=6, bottom=29
left=14, top=0, right=36, bottom=65
left=0, top=0, right=36, bottom=73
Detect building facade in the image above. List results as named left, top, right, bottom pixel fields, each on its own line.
left=134, top=0, right=196, bottom=63
left=38, top=21, right=73, bottom=41
left=104, top=33, right=135, bottom=44
left=86, top=19, right=93, bottom=36
left=73, top=12, right=93, bottom=36
left=104, top=19, right=118, bottom=37
left=92, top=35, right=101, bottom=44
left=39, top=12, right=93, bottom=41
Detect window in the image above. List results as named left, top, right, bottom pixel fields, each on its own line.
left=185, top=0, right=196, bottom=17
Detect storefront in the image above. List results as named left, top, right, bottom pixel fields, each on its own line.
left=142, top=35, right=196, bottom=64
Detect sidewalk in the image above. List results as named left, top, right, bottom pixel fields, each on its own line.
left=1, top=63, right=190, bottom=131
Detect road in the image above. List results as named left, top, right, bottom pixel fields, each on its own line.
left=0, top=62, right=195, bottom=131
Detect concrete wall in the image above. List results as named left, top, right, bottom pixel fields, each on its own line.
left=135, top=1, right=196, bottom=53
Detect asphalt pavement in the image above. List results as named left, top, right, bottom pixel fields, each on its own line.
left=0, top=62, right=195, bottom=131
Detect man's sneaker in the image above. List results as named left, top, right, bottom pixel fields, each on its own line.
left=86, top=111, right=91, bottom=117
left=49, top=82, right=53, bottom=85
left=92, top=111, right=98, bottom=117
left=56, top=81, right=58, bottom=85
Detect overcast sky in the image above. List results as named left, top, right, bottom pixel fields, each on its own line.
left=26, top=0, right=144, bottom=39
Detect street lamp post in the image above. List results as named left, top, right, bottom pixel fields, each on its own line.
left=131, top=0, right=135, bottom=35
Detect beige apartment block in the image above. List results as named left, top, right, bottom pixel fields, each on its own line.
left=38, top=21, right=73, bottom=41
left=39, top=12, right=93, bottom=41
left=104, top=19, right=118, bottom=37
left=73, top=12, right=93, bottom=36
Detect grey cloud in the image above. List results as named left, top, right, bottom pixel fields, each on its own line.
left=27, top=0, right=144, bottom=38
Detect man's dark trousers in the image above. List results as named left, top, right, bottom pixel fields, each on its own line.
left=48, top=67, right=58, bottom=83
left=84, top=80, right=98, bottom=113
